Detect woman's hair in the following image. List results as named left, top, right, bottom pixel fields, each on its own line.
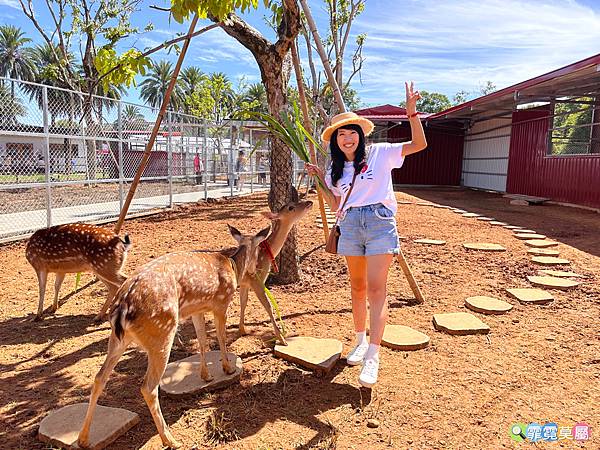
left=330, top=124, right=366, bottom=186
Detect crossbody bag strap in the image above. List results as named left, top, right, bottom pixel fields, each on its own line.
left=333, top=171, right=358, bottom=228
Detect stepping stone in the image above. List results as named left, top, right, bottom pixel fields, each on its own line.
left=160, top=352, right=242, bottom=395
left=432, top=312, right=490, bottom=335
left=476, top=217, right=495, bottom=221
left=514, top=229, right=536, bottom=234
left=381, top=325, right=430, bottom=350
left=539, top=269, right=582, bottom=278
left=531, top=256, right=570, bottom=265
left=463, top=243, right=506, bottom=251
left=506, top=288, right=554, bottom=304
left=414, top=239, right=446, bottom=245
left=528, top=248, right=560, bottom=256
left=503, top=225, right=523, bottom=230
left=510, top=199, right=529, bottom=206
left=38, top=403, right=139, bottom=450
left=464, top=296, right=513, bottom=315
left=452, top=209, right=466, bottom=213
left=490, top=221, right=508, bottom=226
left=432, top=204, right=449, bottom=209
left=527, top=275, right=580, bottom=290
left=416, top=202, right=433, bottom=206
left=398, top=200, right=413, bottom=204
left=515, top=233, right=547, bottom=240
left=462, top=212, right=481, bottom=218
left=524, top=239, right=558, bottom=248
left=274, top=336, right=342, bottom=374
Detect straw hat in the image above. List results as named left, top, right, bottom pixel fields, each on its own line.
left=321, top=111, right=374, bottom=143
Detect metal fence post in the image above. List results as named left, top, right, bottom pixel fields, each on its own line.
left=42, top=86, right=52, bottom=227
left=249, top=127, right=254, bottom=193
left=229, top=124, right=234, bottom=197
left=117, top=100, right=124, bottom=211
left=202, top=120, right=208, bottom=201
left=167, top=111, right=173, bottom=208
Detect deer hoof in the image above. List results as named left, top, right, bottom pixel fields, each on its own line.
left=93, top=314, right=107, bottom=324
left=200, top=371, right=214, bottom=382
left=77, top=437, right=90, bottom=448
left=223, top=364, right=236, bottom=375
left=277, top=336, right=288, bottom=346
left=238, top=325, right=247, bottom=335
left=48, top=305, right=57, bottom=313
left=163, top=438, right=182, bottom=449
left=33, top=315, right=42, bottom=322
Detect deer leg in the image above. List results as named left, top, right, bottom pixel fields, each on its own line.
left=213, top=309, right=235, bottom=375
left=238, top=286, right=249, bottom=335
left=94, top=272, right=126, bottom=322
left=141, top=331, right=181, bottom=449
left=51, top=273, right=66, bottom=313
left=78, top=332, right=130, bottom=448
left=191, top=314, right=213, bottom=382
left=34, top=269, right=48, bottom=320
left=250, top=277, right=287, bottom=345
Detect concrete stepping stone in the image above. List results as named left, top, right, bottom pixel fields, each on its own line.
left=398, top=200, right=413, bottom=204
left=416, top=202, right=433, bottom=206
left=515, top=233, right=547, bottom=240
left=462, top=212, right=481, bottom=218
left=160, top=351, right=242, bottom=395
left=528, top=248, right=560, bottom=256
left=432, top=312, right=490, bottom=335
left=432, top=204, right=449, bottom=209
left=527, top=275, right=580, bottom=290
left=464, top=296, right=513, bottom=315
left=531, top=256, right=570, bottom=265
left=539, top=269, right=582, bottom=278
left=274, top=336, right=342, bottom=374
left=490, top=221, right=508, bottom=226
left=38, top=403, right=139, bottom=450
left=506, top=288, right=554, bottom=304
left=382, top=325, right=430, bottom=350
left=514, top=229, right=536, bottom=234
left=503, top=225, right=523, bottom=230
left=524, top=239, right=558, bottom=248
left=452, top=209, right=467, bottom=213
left=476, top=217, right=495, bottom=221
left=414, top=239, right=446, bottom=245
left=463, top=243, right=506, bottom=251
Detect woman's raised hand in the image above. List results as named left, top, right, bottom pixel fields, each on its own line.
left=405, top=81, right=421, bottom=115
left=305, top=162, right=324, bottom=180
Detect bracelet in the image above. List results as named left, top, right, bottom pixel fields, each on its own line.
left=408, top=112, right=419, bottom=119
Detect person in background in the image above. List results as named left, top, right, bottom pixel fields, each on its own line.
left=193, top=152, right=203, bottom=185
left=235, top=150, right=247, bottom=191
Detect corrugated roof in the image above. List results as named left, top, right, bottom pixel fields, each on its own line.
left=354, top=104, right=431, bottom=121
left=429, top=53, right=600, bottom=120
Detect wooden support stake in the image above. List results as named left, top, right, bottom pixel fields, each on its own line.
left=114, top=14, right=199, bottom=234
left=396, top=249, right=425, bottom=304
left=290, top=40, right=330, bottom=241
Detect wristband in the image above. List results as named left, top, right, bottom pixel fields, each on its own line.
left=408, top=112, right=419, bottom=119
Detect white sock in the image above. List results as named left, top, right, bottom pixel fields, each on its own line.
left=365, top=343, right=380, bottom=361
left=356, top=331, right=368, bottom=346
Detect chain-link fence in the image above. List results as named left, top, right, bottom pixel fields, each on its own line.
left=0, top=77, right=306, bottom=242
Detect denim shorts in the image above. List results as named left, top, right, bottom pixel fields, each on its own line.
left=337, top=203, right=400, bottom=256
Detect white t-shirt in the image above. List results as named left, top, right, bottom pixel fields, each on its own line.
left=325, top=142, right=405, bottom=213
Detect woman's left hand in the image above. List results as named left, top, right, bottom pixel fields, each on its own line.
left=405, top=81, right=421, bottom=115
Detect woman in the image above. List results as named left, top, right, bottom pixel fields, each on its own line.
left=306, top=82, right=427, bottom=388
left=235, top=150, right=247, bottom=191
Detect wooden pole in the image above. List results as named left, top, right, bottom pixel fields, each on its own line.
left=114, top=14, right=199, bottom=234
left=290, top=40, right=330, bottom=241
left=297, top=1, right=425, bottom=303
left=298, top=0, right=345, bottom=113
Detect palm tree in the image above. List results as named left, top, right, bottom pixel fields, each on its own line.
left=140, top=60, right=183, bottom=111
left=0, top=83, right=26, bottom=126
left=240, top=82, right=268, bottom=113
left=181, top=66, right=206, bottom=97
left=0, top=25, right=35, bottom=96
left=122, top=104, right=145, bottom=129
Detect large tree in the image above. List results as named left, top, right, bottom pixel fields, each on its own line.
left=0, top=25, right=36, bottom=96
left=140, top=60, right=184, bottom=110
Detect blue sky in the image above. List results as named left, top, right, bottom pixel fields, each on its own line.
left=1, top=0, right=600, bottom=108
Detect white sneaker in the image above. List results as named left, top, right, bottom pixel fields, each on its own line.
left=346, top=343, right=368, bottom=366
left=359, top=357, right=379, bottom=388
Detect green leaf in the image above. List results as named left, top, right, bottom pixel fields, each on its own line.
left=255, top=274, right=285, bottom=335
left=74, top=272, right=82, bottom=291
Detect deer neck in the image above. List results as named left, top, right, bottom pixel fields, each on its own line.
left=266, top=219, right=293, bottom=257
left=228, top=247, right=247, bottom=285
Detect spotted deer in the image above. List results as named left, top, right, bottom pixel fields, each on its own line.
left=238, top=200, right=313, bottom=344
left=78, top=224, right=270, bottom=449
left=25, top=223, right=131, bottom=321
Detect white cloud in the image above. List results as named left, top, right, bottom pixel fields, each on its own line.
left=190, top=28, right=256, bottom=67
left=0, top=0, right=19, bottom=9
left=349, top=0, right=600, bottom=104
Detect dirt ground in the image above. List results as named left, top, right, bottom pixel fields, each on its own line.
left=0, top=187, right=598, bottom=449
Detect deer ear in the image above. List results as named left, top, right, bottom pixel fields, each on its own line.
left=261, top=211, right=279, bottom=221
left=253, top=225, right=271, bottom=245
left=228, top=224, right=242, bottom=243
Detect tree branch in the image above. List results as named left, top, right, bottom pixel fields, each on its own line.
left=274, top=0, right=301, bottom=59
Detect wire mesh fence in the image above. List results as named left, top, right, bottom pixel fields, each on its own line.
left=0, top=77, right=305, bottom=242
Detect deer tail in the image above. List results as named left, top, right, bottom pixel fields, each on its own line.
left=121, top=234, right=132, bottom=251
left=110, top=302, right=128, bottom=341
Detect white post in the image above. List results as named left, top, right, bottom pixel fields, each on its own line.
left=117, top=100, right=124, bottom=211
left=42, top=86, right=52, bottom=227
left=167, top=111, right=173, bottom=207
left=203, top=120, right=208, bottom=201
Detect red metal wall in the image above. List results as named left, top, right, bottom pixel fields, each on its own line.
left=386, top=123, right=464, bottom=185
left=506, top=108, right=600, bottom=209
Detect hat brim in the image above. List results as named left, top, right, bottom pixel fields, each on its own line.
left=321, top=117, right=375, bottom=143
